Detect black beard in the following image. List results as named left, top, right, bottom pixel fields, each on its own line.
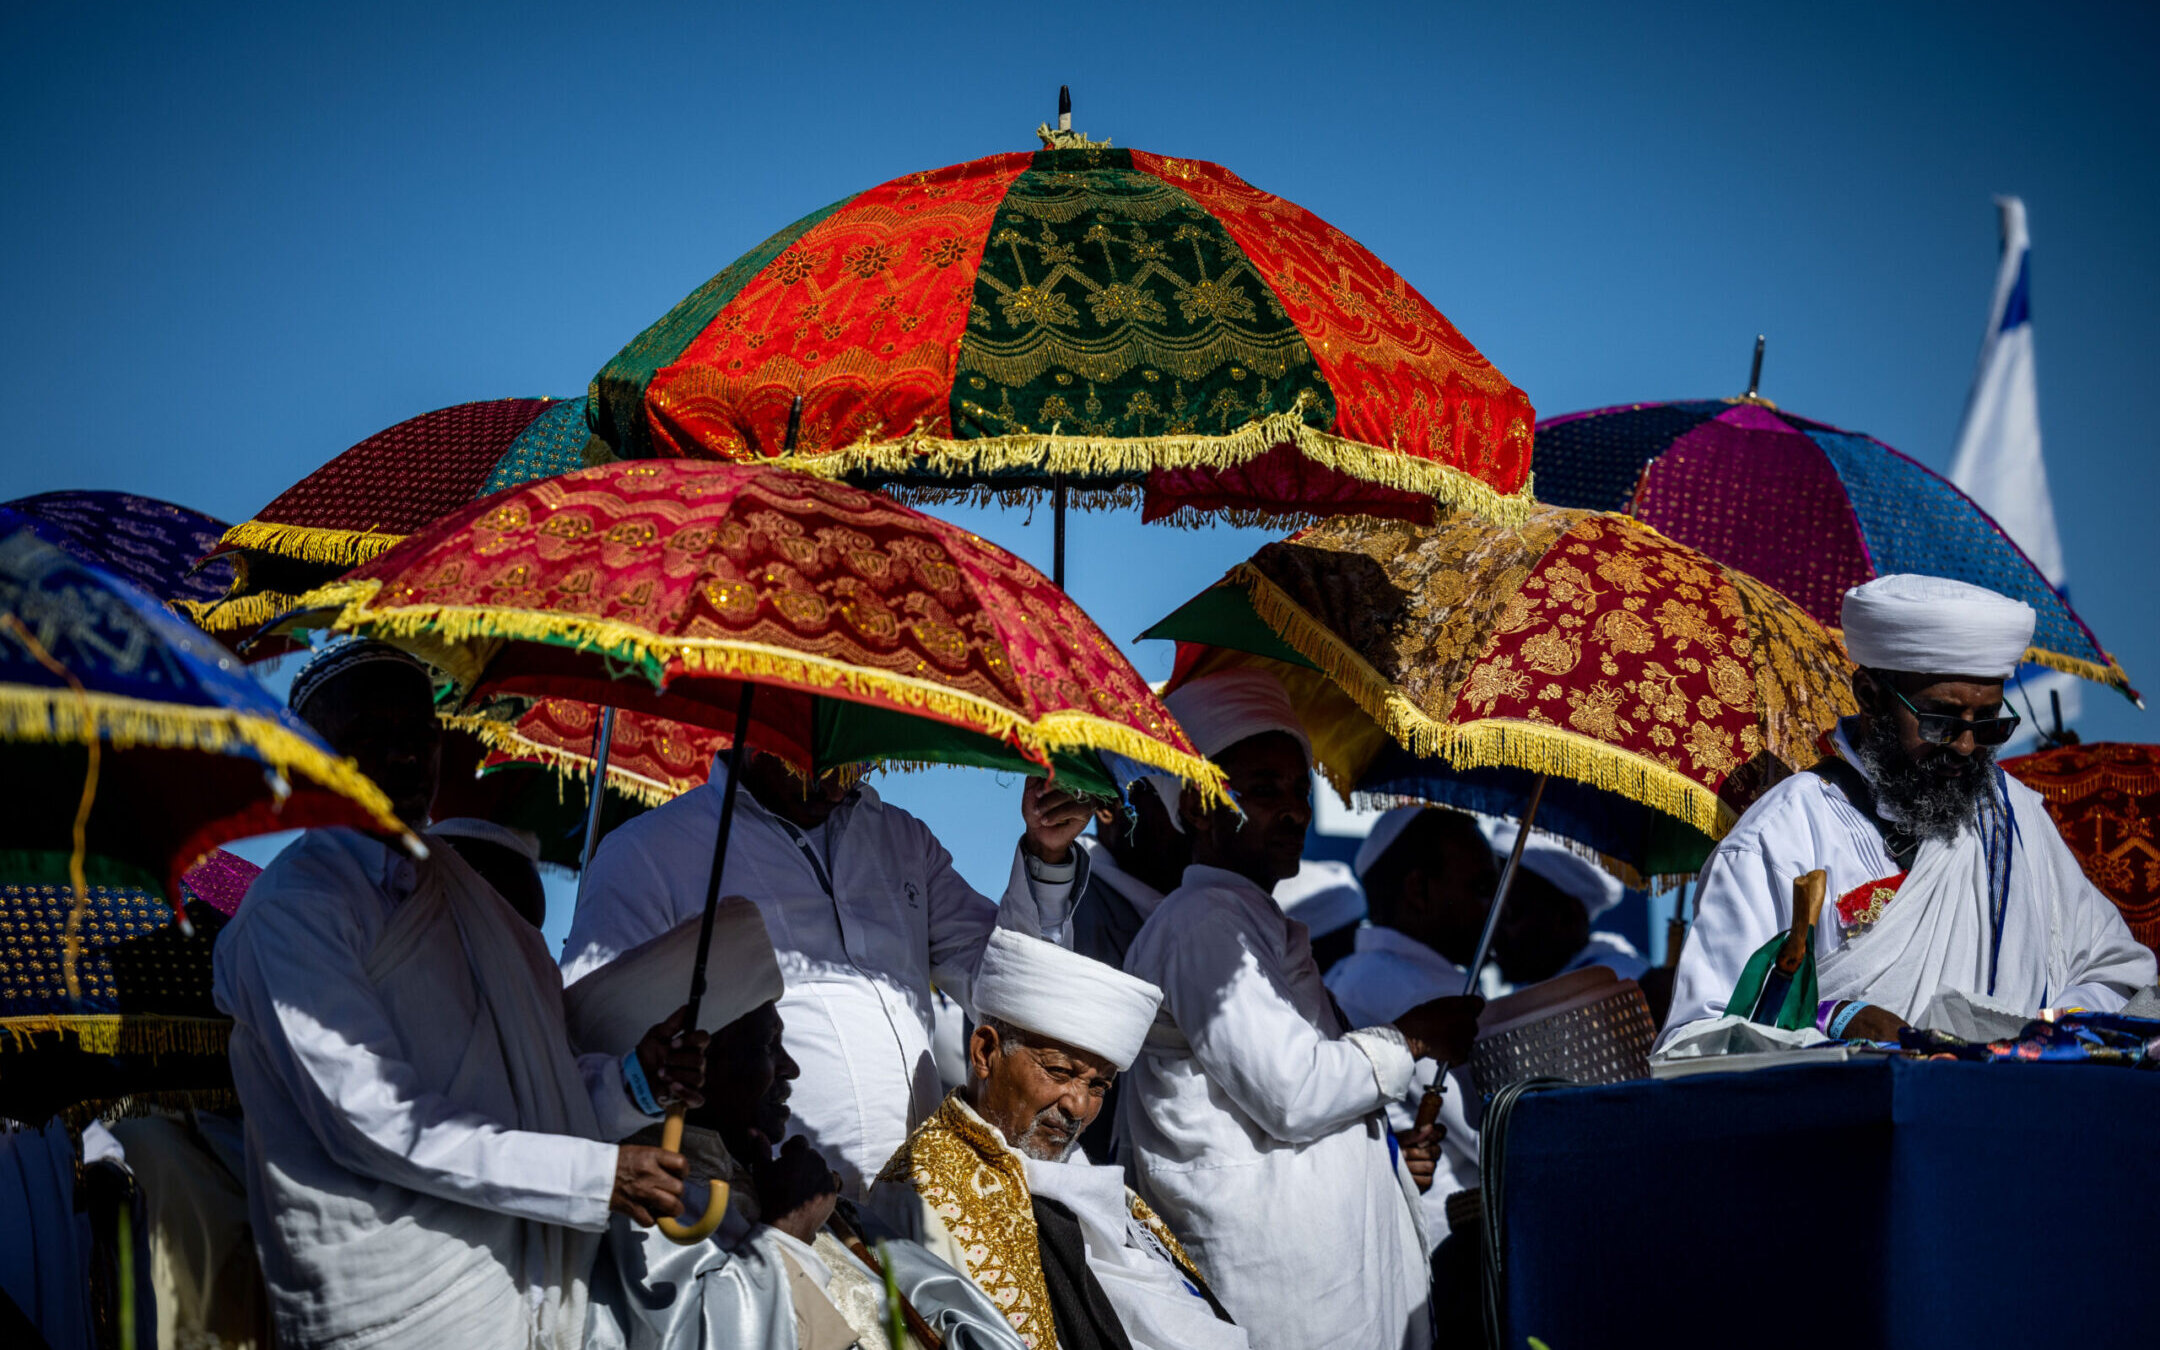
left=1851, top=713, right=1996, bottom=844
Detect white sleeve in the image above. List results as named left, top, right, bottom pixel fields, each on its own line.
left=922, top=826, right=1001, bottom=1014
left=561, top=826, right=682, bottom=985
left=1158, top=904, right=1394, bottom=1144
left=997, top=844, right=1087, bottom=948
left=580, top=1051, right=660, bottom=1141
left=218, top=891, right=618, bottom=1229
left=1657, top=843, right=1791, bottom=1051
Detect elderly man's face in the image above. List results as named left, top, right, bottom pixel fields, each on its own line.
left=1857, top=670, right=2009, bottom=774
left=1181, top=731, right=1312, bottom=888
left=690, top=1002, right=798, bottom=1159
left=965, top=1021, right=1114, bottom=1162
left=303, top=664, right=442, bottom=827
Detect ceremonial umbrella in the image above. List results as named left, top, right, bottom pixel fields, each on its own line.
left=1146, top=505, right=1857, bottom=987
left=1530, top=396, right=2135, bottom=700
left=0, top=850, right=259, bottom=1125
left=0, top=490, right=235, bottom=612
left=279, top=459, right=1223, bottom=1238
left=2002, top=742, right=2160, bottom=955
left=188, top=396, right=596, bottom=635
left=589, top=138, right=1539, bottom=582
left=0, top=528, right=414, bottom=926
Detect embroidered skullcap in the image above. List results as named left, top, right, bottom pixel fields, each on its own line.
left=428, top=817, right=541, bottom=861
left=1274, top=859, right=1366, bottom=938
left=1481, top=819, right=1626, bottom=921
left=563, top=900, right=784, bottom=1056
left=1839, top=575, right=2035, bottom=679
left=289, top=636, right=430, bottom=719
left=973, top=928, right=1163, bottom=1071
left=1353, top=805, right=1426, bottom=879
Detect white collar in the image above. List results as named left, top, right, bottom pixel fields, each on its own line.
left=1350, top=923, right=1469, bottom=984
left=1178, top=863, right=1274, bottom=902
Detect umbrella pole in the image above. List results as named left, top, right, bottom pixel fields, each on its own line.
left=575, top=706, right=618, bottom=875
left=1052, top=478, right=1067, bottom=590
left=1461, top=774, right=1549, bottom=997
left=657, top=679, right=757, bottom=1245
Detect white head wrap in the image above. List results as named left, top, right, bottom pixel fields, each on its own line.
left=1353, top=805, right=1427, bottom=879
left=289, top=636, right=430, bottom=719
left=1481, top=819, right=1626, bottom=920
left=1839, top=574, right=2036, bottom=679
left=973, top=928, right=1163, bottom=1071
left=1274, top=859, right=1366, bottom=938
left=428, top=817, right=541, bottom=861
left=1155, top=669, right=1313, bottom=830
left=563, top=901, right=784, bottom=1057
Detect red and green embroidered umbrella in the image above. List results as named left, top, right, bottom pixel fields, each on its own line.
left=589, top=145, right=1537, bottom=530
left=191, top=396, right=597, bottom=635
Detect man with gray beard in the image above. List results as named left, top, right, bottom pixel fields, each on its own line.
left=870, top=930, right=1244, bottom=1350
left=1658, top=574, right=2153, bottom=1054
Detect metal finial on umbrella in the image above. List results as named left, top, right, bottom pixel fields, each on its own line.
left=783, top=395, right=804, bottom=455
left=1059, top=84, right=1072, bottom=133
left=1745, top=335, right=1766, bottom=400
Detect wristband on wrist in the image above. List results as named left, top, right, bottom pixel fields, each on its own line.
left=1815, top=999, right=1841, bottom=1036
left=1826, top=1001, right=1869, bottom=1041
left=621, top=1049, right=663, bottom=1117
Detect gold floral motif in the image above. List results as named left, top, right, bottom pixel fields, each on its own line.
left=1592, top=608, right=1656, bottom=654
left=1463, top=656, right=1532, bottom=714
left=1651, top=598, right=1723, bottom=653
left=1595, top=549, right=1657, bottom=594
left=1707, top=654, right=1754, bottom=709
left=1566, top=681, right=1632, bottom=742
left=1683, top=720, right=1740, bottom=776
left=1520, top=629, right=1581, bottom=676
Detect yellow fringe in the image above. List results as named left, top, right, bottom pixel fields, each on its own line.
left=63, top=1087, right=241, bottom=1129
left=1229, top=564, right=1738, bottom=839
left=292, top=581, right=1232, bottom=803
left=439, top=713, right=689, bottom=808
left=217, top=518, right=407, bottom=568
left=776, top=408, right=1540, bottom=529
left=0, top=684, right=408, bottom=836
left=0, top=1015, right=230, bottom=1058
left=2020, top=644, right=2136, bottom=695
left=175, top=588, right=302, bottom=634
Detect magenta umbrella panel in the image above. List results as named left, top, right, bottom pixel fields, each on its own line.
left=1530, top=399, right=2133, bottom=701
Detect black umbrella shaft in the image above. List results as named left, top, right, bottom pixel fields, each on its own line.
left=1463, top=773, right=1549, bottom=997
left=684, top=681, right=758, bottom=1029
left=1052, top=479, right=1067, bottom=590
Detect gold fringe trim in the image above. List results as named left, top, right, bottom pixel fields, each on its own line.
left=1229, top=564, right=1737, bottom=839
left=217, top=518, right=407, bottom=569
left=439, top=713, right=688, bottom=809
left=777, top=408, right=1539, bottom=528
left=293, top=580, right=1232, bottom=803
left=176, top=588, right=303, bottom=634
left=0, top=685, right=408, bottom=836
left=0, top=1015, right=230, bottom=1058
left=2019, top=644, right=2136, bottom=695
left=61, top=1087, right=241, bottom=1129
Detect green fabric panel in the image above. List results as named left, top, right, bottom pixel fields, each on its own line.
left=1139, top=586, right=1322, bottom=671
left=589, top=195, right=855, bottom=459
left=815, top=700, right=1117, bottom=798
left=947, top=154, right=1334, bottom=478
left=1725, top=929, right=1818, bottom=1030
left=1642, top=814, right=1717, bottom=877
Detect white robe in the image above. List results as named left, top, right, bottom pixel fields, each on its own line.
left=1660, top=725, right=2156, bottom=1052
left=213, top=828, right=647, bottom=1350
left=1323, top=924, right=1480, bottom=1249
left=564, top=764, right=1080, bottom=1195
left=1121, top=866, right=1431, bottom=1350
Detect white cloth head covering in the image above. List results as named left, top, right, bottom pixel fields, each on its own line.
left=1480, top=819, right=1626, bottom=920
left=1162, top=668, right=1313, bottom=765
left=428, top=817, right=541, bottom=861
left=289, top=636, right=430, bottom=719
left=1273, top=859, right=1366, bottom=937
left=972, top=928, right=1163, bottom=1070
left=1839, top=574, right=2036, bottom=678
left=563, top=901, right=784, bottom=1057
left=1353, top=805, right=1426, bottom=879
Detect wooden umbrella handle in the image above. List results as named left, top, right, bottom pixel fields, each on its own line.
left=1775, top=870, right=1829, bottom=976
left=654, top=1108, right=728, bottom=1245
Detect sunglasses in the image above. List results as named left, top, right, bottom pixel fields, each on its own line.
left=1887, top=686, right=2022, bottom=747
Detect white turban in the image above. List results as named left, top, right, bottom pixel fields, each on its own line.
left=1839, top=574, right=2035, bottom=679
left=429, top=817, right=541, bottom=861
left=1353, top=805, right=1426, bottom=879
left=1481, top=820, right=1626, bottom=920
left=1275, top=859, right=1366, bottom=938
left=563, top=900, right=784, bottom=1057
left=973, top=928, right=1163, bottom=1071
left=1156, top=669, right=1313, bottom=830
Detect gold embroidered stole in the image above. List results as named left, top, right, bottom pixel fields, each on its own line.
left=1127, top=1192, right=1211, bottom=1291
left=877, top=1092, right=1057, bottom=1349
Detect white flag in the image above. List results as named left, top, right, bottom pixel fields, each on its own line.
left=1949, top=197, right=2076, bottom=736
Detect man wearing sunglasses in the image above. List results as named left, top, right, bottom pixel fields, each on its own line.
left=1658, top=574, right=2153, bottom=1055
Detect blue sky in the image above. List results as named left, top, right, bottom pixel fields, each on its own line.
left=5, top=2, right=2155, bottom=949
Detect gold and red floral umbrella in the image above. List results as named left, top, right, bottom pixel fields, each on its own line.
left=1147, top=505, right=1858, bottom=881
left=459, top=699, right=727, bottom=807
left=2002, top=742, right=2160, bottom=955
left=282, top=459, right=1223, bottom=801
left=590, top=145, right=1537, bottom=529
